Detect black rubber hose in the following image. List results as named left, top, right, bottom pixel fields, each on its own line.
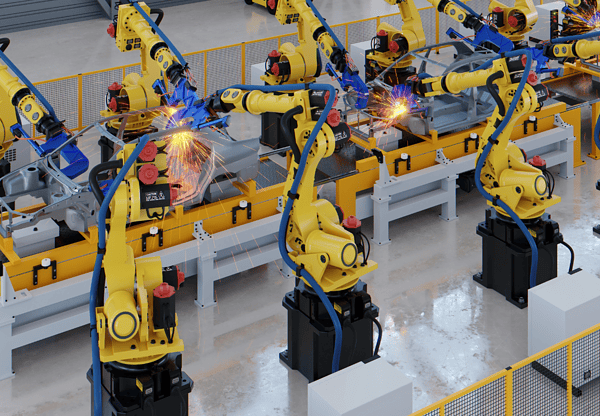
left=370, top=315, right=383, bottom=356
left=150, top=9, right=164, bottom=26
left=88, top=160, right=124, bottom=204
left=281, top=106, right=304, bottom=164
left=360, top=232, right=371, bottom=262
left=0, top=38, right=9, bottom=52
left=486, top=71, right=506, bottom=117
left=560, top=241, right=575, bottom=273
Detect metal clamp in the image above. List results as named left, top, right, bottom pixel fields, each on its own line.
left=464, top=133, right=479, bottom=153
left=33, top=258, right=57, bottom=286
left=232, top=200, right=252, bottom=224
left=142, top=226, right=163, bottom=252
left=394, top=153, right=411, bottom=174
left=524, top=116, right=538, bottom=134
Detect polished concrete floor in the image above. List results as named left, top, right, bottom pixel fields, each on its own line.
left=2, top=1, right=600, bottom=415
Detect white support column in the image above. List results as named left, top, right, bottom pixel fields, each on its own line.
left=440, top=174, right=459, bottom=221
left=195, top=252, right=218, bottom=308
left=558, top=136, right=575, bottom=179
left=372, top=189, right=392, bottom=246
left=0, top=317, right=15, bottom=380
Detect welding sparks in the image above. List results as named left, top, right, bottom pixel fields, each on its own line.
left=162, top=109, right=224, bottom=205
left=563, top=0, right=600, bottom=36
left=368, top=84, right=416, bottom=128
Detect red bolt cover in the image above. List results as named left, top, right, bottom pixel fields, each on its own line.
left=324, top=90, right=339, bottom=107
left=377, top=30, right=388, bottom=36
left=327, top=110, right=341, bottom=127
left=153, top=282, right=176, bottom=299
left=493, top=7, right=503, bottom=12
left=389, top=40, right=400, bottom=54
left=271, top=62, right=280, bottom=76
left=108, top=82, right=122, bottom=91
left=176, top=266, right=185, bottom=289
left=108, top=97, right=118, bottom=112
left=268, top=0, right=277, bottom=8
left=139, top=141, right=158, bottom=162
left=527, top=71, right=538, bottom=85
left=170, top=186, right=178, bottom=204
left=507, top=15, right=519, bottom=27
left=529, top=155, right=546, bottom=167
left=343, top=215, right=361, bottom=229
left=268, top=50, right=281, bottom=58
left=138, top=164, right=159, bottom=185
left=107, top=24, right=116, bottom=38
left=521, top=54, right=528, bottom=67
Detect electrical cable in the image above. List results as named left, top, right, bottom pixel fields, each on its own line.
left=0, top=42, right=58, bottom=121
left=132, top=2, right=187, bottom=67
left=281, top=106, right=304, bottom=163
left=90, top=133, right=152, bottom=416
left=360, top=232, right=371, bottom=262
left=305, top=0, right=346, bottom=55
left=451, top=0, right=480, bottom=20
left=485, top=71, right=506, bottom=116
left=475, top=49, right=541, bottom=288
left=88, top=160, right=124, bottom=204
left=560, top=241, right=575, bottom=273
left=218, top=83, right=345, bottom=373
left=368, top=314, right=383, bottom=356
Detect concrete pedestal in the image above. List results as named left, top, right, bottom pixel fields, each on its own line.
left=307, top=358, right=412, bottom=416
left=529, top=269, right=600, bottom=356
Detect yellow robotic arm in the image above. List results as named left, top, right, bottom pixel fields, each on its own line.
left=207, top=87, right=376, bottom=292
left=548, top=38, right=600, bottom=59
left=103, top=2, right=184, bottom=139
left=488, top=0, right=538, bottom=43
left=413, top=54, right=557, bottom=219
left=428, top=0, right=469, bottom=23
left=262, top=0, right=348, bottom=85
left=365, top=0, right=426, bottom=84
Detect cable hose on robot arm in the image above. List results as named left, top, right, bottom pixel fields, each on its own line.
left=475, top=49, right=541, bottom=288
left=280, top=106, right=304, bottom=164
left=450, top=0, right=480, bottom=20
left=485, top=71, right=506, bottom=117
left=215, top=82, right=345, bottom=373
left=88, top=160, right=124, bottom=204
left=89, top=133, right=154, bottom=416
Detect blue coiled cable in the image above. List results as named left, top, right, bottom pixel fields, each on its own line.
left=474, top=49, right=540, bottom=288
left=90, top=133, right=151, bottom=416
left=452, top=0, right=480, bottom=19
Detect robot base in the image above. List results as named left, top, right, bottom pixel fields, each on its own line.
left=87, top=353, right=193, bottom=416
left=280, top=280, right=379, bottom=383
left=474, top=208, right=560, bottom=308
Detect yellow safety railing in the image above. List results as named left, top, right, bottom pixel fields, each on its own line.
left=409, top=322, right=600, bottom=415
left=24, top=3, right=482, bottom=139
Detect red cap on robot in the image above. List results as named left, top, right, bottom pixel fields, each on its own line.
left=529, top=155, right=546, bottom=168
left=139, top=141, right=158, bottom=162
left=176, top=266, right=185, bottom=289
left=107, top=24, right=116, bottom=38
left=327, top=110, right=341, bottom=127
left=108, top=97, right=118, bottom=112
left=271, top=63, right=280, bottom=76
left=342, top=216, right=361, bottom=229
left=153, top=282, right=176, bottom=299
left=378, top=30, right=388, bottom=36
left=389, top=40, right=400, bottom=54
left=108, top=82, right=122, bottom=91
left=527, top=71, right=538, bottom=85
left=138, top=164, right=159, bottom=185
left=269, top=50, right=281, bottom=58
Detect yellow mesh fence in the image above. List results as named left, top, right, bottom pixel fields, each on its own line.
left=25, top=5, right=481, bottom=138
left=410, top=323, right=600, bottom=416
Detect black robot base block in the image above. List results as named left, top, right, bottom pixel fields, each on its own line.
left=280, top=280, right=379, bottom=383
left=87, top=353, right=193, bottom=416
left=474, top=208, right=561, bottom=308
